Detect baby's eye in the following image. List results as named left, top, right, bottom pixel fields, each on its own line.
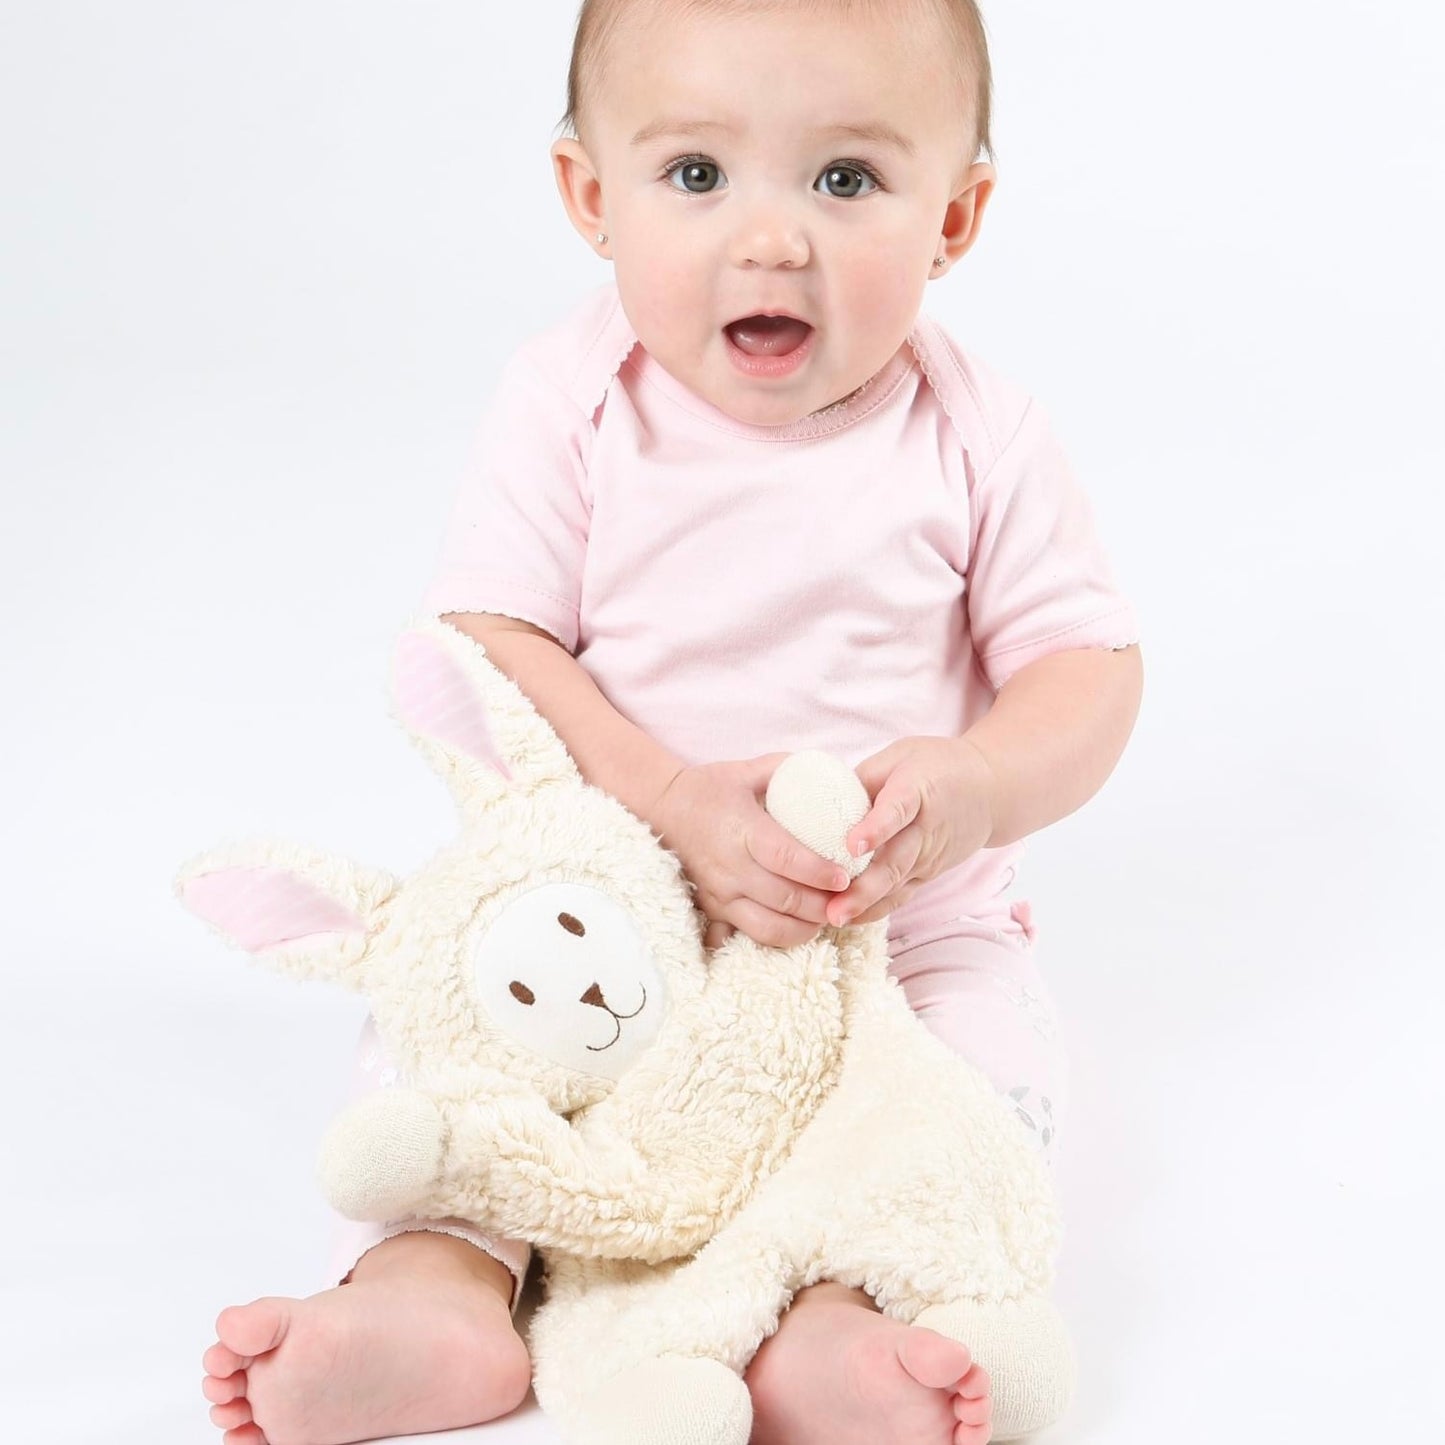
left=665, top=158, right=725, bottom=194
left=816, top=164, right=880, bottom=199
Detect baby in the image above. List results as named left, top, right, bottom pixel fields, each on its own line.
left=201, top=1, right=1142, bottom=1443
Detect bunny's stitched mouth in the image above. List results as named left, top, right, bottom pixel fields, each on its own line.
left=582, top=983, right=648, bottom=1052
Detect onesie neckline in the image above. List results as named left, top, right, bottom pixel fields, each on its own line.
left=625, top=337, right=917, bottom=443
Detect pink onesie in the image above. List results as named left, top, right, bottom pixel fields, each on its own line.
left=329, top=282, right=1139, bottom=1300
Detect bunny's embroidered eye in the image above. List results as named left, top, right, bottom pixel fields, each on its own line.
left=472, top=880, right=666, bottom=1081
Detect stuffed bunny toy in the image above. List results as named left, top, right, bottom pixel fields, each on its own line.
left=177, top=616, right=1074, bottom=1444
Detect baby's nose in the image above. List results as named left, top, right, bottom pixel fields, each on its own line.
left=732, top=213, right=810, bottom=269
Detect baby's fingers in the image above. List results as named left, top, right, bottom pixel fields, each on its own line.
left=828, top=829, right=922, bottom=926
left=836, top=886, right=918, bottom=927
left=743, top=863, right=837, bottom=926
left=702, top=918, right=734, bottom=952
left=724, top=897, right=823, bottom=951
left=748, top=815, right=852, bottom=896
left=847, top=773, right=923, bottom=859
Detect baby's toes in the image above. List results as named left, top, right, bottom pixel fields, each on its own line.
left=202, top=1341, right=250, bottom=1378
left=954, top=1389, right=992, bottom=1427
left=953, top=1362, right=993, bottom=1443
left=209, top=1398, right=253, bottom=1431
left=896, top=1325, right=973, bottom=1390
left=956, top=1360, right=991, bottom=1400
left=202, top=1368, right=246, bottom=1404
left=222, top=1425, right=267, bottom=1445
left=216, top=1299, right=291, bottom=1359
left=954, top=1363, right=992, bottom=1438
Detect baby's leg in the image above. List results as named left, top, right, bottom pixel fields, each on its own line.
left=200, top=1017, right=532, bottom=1445
left=890, top=912, right=1075, bottom=1439
left=890, top=908, right=1068, bottom=1166
left=748, top=914, right=1067, bottom=1445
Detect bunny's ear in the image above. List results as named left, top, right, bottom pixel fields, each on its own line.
left=175, top=841, right=398, bottom=989
left=390, top=616, right=581, bottom=816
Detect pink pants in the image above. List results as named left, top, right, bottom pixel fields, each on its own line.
left=326, top=901, right=1066, bottom=1306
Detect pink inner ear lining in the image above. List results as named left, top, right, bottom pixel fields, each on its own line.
left=182, top=867, right=366, bottom=951
left=393, top=631, right=512, bottom=779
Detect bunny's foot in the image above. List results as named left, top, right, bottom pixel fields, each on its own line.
left=316, top=1087, right=445, bottom=1221
left=574, top=1355, right=752, bottom=1445
left=915, top=1294, right=1075, bottom=1440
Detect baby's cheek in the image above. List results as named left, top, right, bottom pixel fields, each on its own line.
left=840, top=240, right=922, bottom=325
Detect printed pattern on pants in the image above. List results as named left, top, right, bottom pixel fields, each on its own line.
left=887, top=906, right=1067, bottom=1165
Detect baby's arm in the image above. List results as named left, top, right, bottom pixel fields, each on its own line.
left=960, top=642, right=1143, bottom=847
left=444, top=613, right=679, bottom=824
left=831, top=644, right=1143, bottom=926
left=442, top=613, right=846, bottom=947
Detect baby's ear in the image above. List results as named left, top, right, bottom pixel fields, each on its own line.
left=175, top=841, right=398, bottom=989
left=390, top=616, right=582, bottom=815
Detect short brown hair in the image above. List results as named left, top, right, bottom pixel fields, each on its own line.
left=557, top=0, right=994, bottom=163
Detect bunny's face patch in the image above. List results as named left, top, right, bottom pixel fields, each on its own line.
left=470, top=881, right=666, bottom=1081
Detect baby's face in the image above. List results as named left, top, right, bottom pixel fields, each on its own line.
left=553, top=3, right=992, bottom=426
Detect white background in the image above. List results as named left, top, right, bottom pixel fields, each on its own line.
left=2, top=2, right=1442, bottom=1442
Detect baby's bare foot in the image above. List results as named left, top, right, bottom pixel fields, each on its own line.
left=200, top=1233, right=530, bottom=1445
left=746, top=1282, right=992, bottom=1445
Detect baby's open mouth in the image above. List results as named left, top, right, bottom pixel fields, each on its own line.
left=724, top=315, right=814, bottom=358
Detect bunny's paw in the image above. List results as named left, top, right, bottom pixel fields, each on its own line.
left=316, top=1088, right=446, bottom=1220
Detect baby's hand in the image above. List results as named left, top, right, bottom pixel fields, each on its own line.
left=651, top=755, right=850, bottom=951
left=827, top=737, right=996, bottom=927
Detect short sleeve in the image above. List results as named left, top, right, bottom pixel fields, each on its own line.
left=966, top=401, right=1139, bottom=690
left=419, top=355, right=592, bottom=652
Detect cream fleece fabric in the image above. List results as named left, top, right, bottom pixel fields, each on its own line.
left=177, top=617, right=1073, bottom=1443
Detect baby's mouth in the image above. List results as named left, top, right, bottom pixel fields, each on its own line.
left=724, top=315, right=814, bottom=358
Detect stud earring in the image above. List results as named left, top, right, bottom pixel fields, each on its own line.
left=596, top=232, right=608, bottom=245
left=933, top=255, right=946, bottom=268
